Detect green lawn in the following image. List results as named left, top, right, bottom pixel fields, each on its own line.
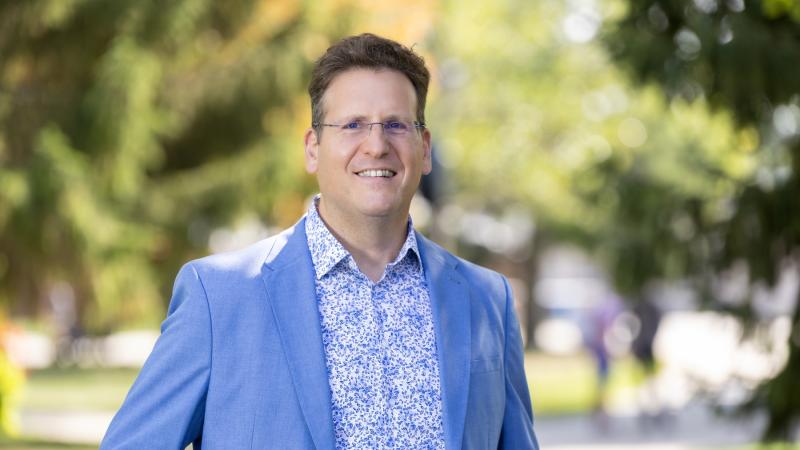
left=10, top=354, right=798, bottom=450
left=19, top=353, right=631, bottom=415
left=525, top=351, right=643, bottom=415
left=20, top=367, right=138, bottom=412
left=0, top=436, right=95, bottom=450
left=706, top=446, right=800, bottom=450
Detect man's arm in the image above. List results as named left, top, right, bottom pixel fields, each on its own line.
left=498, top=276, right=540, bottom=450
left=100, top=263, right=211, bottom=449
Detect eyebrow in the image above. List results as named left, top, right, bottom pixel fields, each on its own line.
left=337, top=114, right=368, bottom=123
left=334, top=114, right=411, bottom=123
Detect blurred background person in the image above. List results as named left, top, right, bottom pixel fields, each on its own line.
left=580, top=288, right=624, bottom=429
left=631, top=295, right=666, bottom=429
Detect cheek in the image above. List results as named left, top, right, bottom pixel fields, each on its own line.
left=319, top=144, right=351, bottom=166
left=315, top=152, right=347, bottom=183
left=406, top=148, right=428, bottom=171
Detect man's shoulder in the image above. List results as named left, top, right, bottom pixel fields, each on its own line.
left=185, top=220, right=304, bottom=278
left=416, top=232, right=509, bottom=295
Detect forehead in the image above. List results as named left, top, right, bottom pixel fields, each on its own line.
left=321, top=68, right=417, bottom=119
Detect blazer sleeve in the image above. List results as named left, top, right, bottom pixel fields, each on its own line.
left=100, top=263, right=211, bottom=450
left=498, top=276, right=540, bottom=450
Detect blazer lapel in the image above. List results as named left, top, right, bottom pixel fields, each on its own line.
left=418, top=234, right=471, bottom=450
left=261, top=220, right=335, bottom=450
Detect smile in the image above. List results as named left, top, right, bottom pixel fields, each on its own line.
left=356, top=169, right=396, bottom=177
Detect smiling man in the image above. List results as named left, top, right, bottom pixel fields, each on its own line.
left=101, top=33, right=539, bottom=450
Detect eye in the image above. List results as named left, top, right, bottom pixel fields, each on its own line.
left=342, top=121, right=362, bottom=130
left=386, top=121, right=408, bottom=131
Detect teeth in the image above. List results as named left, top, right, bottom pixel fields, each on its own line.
left=357, top=169, right=395, bottom=177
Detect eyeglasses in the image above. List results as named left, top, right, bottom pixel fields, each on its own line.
left=313, top=120, right=425, bottom=142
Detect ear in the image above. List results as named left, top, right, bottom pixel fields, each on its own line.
left=421, top=128, right=432, bottom=175
left=304, top=127, right=319, bottom=174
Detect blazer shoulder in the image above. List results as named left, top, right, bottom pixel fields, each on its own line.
left=186, top=221, right=302, bottom=280
left=417, top=232, right=508, bottom=299
left=456, top=255, right=509, bottom=301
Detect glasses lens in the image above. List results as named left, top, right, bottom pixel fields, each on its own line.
left=334, top=120, right=419, bottom=142
left=342, top=121, right=364, bottom=133
left=384, top=121, right=410, bottom=136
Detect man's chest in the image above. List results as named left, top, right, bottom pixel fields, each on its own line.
left=314, top=265, right=445, bottom=448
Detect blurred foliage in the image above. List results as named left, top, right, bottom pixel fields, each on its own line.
left=0, top=0, right=436, bottom=332
left=604, top=0, right=800, bottom=128
left=429, top=0, right=799, bottom=440
left=0, top=0, right=798, bottom=441
left=602, top=0, right=800, bottom=440
left=429, top=0, right=764, bottom=305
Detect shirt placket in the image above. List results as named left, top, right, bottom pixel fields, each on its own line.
left=380, top=264, right=410, bottom=448
left=378, top=278, right=401, bottom=447
left=347, top=259, right=389, bottom=448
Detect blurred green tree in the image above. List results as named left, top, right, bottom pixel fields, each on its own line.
left=429, top=0, right=754, bottom=348
left=0, top=0, right=362, bottom=333
left=603, top=0, right=800, bottom=439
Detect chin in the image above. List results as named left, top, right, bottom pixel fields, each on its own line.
left=358, top=204, right=398, bottom=218
left=357, top=198, right=405, bottom=219
left=352, top=188, right=416, bottom=220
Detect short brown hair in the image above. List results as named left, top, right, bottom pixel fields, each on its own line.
left=308, top=33, right=430, bottom=132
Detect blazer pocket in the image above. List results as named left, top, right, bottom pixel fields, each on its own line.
left=470, top=355, right=501, bottom=374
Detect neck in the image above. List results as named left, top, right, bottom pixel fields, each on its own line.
left=317, top=200, right=409, bottom=283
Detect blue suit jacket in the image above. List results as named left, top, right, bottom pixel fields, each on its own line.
left=101, top=218, right=539, bottom=449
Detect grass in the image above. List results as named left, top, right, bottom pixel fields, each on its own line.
left=10, top=355, right=799, bottom=449
left=525, top=351, right=643, bottom=415
left=18, top=352, right=637, bottom=415
left=704, top=446, right=800, bottom=450
left=0, top=436, right=95, bottom=450
left=20, top=367, right=138, bottom=411
left=5, top=367, right=138, bottom=450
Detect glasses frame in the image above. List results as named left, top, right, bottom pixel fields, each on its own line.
left=312, top=120, right=426, bottom=141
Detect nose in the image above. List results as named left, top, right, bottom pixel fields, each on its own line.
left=360, top=123, right=390, bottom=157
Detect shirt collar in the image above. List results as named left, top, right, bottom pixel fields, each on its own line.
left=305, top=195, right=421, bottom=280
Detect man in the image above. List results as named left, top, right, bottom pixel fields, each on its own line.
left=101, top=33, right=538, bottom=450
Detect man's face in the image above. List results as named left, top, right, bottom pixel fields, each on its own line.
left=304, top=68, right=432, bottom=224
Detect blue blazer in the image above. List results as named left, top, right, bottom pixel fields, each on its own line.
left=101, top=218, right=539, bottom=449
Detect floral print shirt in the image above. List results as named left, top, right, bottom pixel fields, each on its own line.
left=305, top=197, right=445, bottom=449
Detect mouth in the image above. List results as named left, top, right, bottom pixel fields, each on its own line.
left=355, top=169, right=396, bottom=178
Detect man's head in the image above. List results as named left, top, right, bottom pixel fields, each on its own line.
left=303, top=34, right=432, bottom=226
left=308, top=33, right=430, bottom=133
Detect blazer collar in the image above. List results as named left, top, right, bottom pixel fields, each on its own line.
left=260, top=220, right=471, bottom=450
left=260, top=218, right=336, bottom=450
left=417, top=232, right=471, bottom=450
